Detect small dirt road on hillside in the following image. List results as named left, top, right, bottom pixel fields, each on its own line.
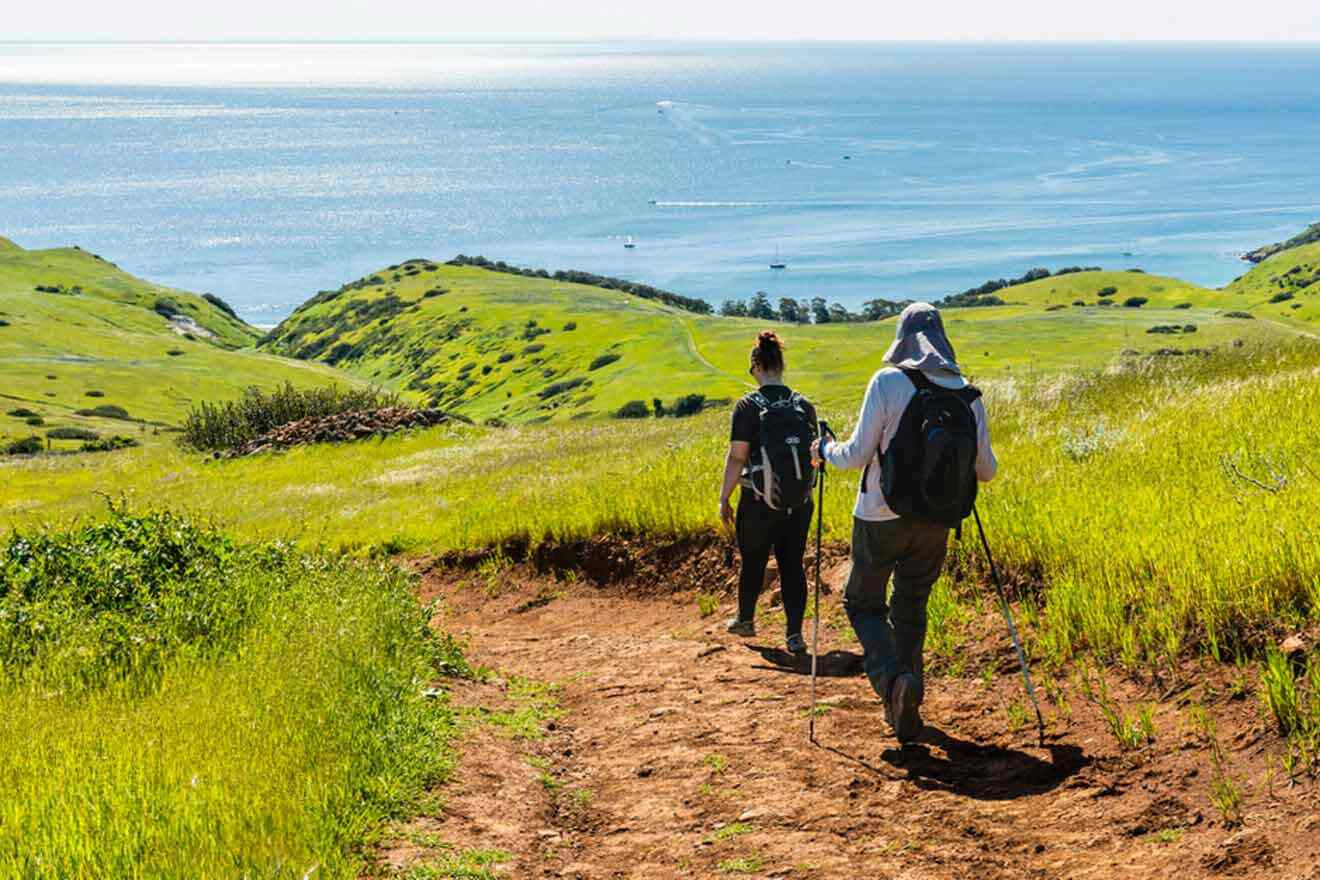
left=378, top=541, right=1320, bottom=880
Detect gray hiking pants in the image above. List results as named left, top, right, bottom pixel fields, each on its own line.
left=844, top=516, right=950, bottom=707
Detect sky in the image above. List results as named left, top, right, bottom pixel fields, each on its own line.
left=6, top=0, right=1320, bottom=42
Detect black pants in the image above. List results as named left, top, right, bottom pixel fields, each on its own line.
left=736, top=493, right=813, bottom=637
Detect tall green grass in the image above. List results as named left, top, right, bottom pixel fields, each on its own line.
left=0, top=507, right=460, bottom=877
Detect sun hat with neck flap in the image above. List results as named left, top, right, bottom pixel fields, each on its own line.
left=884, top=302, right=961, bottom=377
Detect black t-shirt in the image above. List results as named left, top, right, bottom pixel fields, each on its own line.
left=730, top=384, right=818, bottom=468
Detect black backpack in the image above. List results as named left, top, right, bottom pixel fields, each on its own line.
left=880, top=370, right=982, bottom=530
left=742, top=391, right=816, bottom=511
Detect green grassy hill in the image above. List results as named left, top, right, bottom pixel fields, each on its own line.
left=262, top=260, right=1297, bottom=421
left=0, top=238, right=359, bottom=446
left=1224, top=241, right=1320, bottom=332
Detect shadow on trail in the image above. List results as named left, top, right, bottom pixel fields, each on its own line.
left=745, top=644, right=864, bottom=678
left=873, top=725, right=1088, bottom=801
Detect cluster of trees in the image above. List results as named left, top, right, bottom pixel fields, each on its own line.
left=935, top=266, right=1102, bottom=308
left=448, top=255, right=713, bottom=315
left=718, top=293, right=912, bottom=324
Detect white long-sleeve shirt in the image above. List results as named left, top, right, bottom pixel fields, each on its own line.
left=822, top=367, right=997, bottom=522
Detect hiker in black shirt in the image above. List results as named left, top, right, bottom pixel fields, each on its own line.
left=719, top=331, right=818, bottom=654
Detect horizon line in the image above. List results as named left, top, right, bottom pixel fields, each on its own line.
left=4, top=38, right=1320, bottom=46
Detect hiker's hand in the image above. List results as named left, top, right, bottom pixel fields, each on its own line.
left=719, top=496, right=735, bottom=530
left=811, top=437, right=826, bottom=467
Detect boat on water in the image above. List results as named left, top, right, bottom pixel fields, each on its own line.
left=624, top=236, right=636, bottom=250
left=769, top=245, right=786, bottom=269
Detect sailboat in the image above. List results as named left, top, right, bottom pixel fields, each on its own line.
left=624, top=236, right=636, bottom=250
left=769, top=246, right=786, bottom=270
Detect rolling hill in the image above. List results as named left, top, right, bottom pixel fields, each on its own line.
left=261, top=257, right=1300, bottom=422
left=0, top=237, right=359, bottom=446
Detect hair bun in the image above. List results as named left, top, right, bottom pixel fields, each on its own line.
left=757, top=330, right=782, bottom=350
left=750, top=330, right=785, bottom=373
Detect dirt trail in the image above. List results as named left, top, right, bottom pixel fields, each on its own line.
left=388, top=547, right=1320, bottom=879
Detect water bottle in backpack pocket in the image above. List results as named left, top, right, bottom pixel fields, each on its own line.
left=879, top=370, right=981, bottom=530
left=742, top=391, right=816, bottom=511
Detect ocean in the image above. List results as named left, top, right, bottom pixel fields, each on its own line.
left=2, top=41, right=1318, bottom=323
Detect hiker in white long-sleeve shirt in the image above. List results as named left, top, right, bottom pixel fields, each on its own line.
left=811, top=303, right=996, bottom=743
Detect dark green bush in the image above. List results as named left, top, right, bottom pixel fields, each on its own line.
left=1123, top=297, right=1148, bottom=308
left=24, top=416, right=43, bottom=426
left=670, top=394, right=708, bottom=418
left=589, top=353, right=622, bottom=371
left=167, top=349, right=185, bottom=357
left=153, top=298, right=182, bottom=318
left=1072, top=300, right=1086, bottom=306
left=6, top=408, right=38, bottom=418
left=1097, top=287, right=1118, bottom=298
left=422, top=288, right=446, bottom=298
left=4, top=436, right=43, bottom=456
left=47, top=426, right=99, bottom=441
left=539, top=378, right=587, bottom=400
left=202, top=293, right=239, bottom=319
left=85, top=390, right=105, bottom=398
left=615, top=400, right=650, bottom=419
left=76, top=405, right=131, bottom=420
left=179, top=382, right=399, bottom=453
left=497, top=353, right=515, bottom=364
left=0, top=319, right=9, bottom=327
left=1173, top=302, right=1193, bottom=310
left=1271, top=292, right=1295, bottom=303
left=563, top=321, right=577, bottom=331
left=1183, top=324, right=1198, bottom=333
left=1045, top=304, right=1065, bottom=312
left=80, top=436, right=139, bottom=453
left=1224, top=311, right=1255, bottom=320
left=523, top=343, right=545, bottom=355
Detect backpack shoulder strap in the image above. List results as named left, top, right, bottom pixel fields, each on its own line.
left=959, top=384, right=982, bottom=405
left=749, top=391, right=770, bottom=413
left=901, top=368, right=935, bottom=392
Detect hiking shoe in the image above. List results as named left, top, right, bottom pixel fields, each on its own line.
left=785, top=633, right=807, bottom=654
left=725, top=618, right=756, bottom=637
left=889, top=673, right=922, bottom=743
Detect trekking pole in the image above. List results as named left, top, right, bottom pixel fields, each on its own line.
left=810, top=421, right=831, bottom=744
left=972, top=504, right=1046, bottom=747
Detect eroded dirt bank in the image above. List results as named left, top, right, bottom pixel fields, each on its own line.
left=380, top=542, right=1320, bottom=879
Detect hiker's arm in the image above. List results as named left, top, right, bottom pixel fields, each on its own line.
left=719, top=441, right=751, bottom=527
left=974, top=399, right=998, bottom=482
left=818, top=375, right=885, bottom=470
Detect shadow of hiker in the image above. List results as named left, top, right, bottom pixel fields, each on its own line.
left=745, top=644, right=864, bottom=678
left=873, top=724, right=1088, bottom=801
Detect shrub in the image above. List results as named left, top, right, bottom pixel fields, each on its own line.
left=1271, top=292, right=1295, bottom=303
left=1072, top=300, right=1086, bottom=306
left=47, top=426, right=99, bottom=441
left=1173, top=302, right=1193, bottom=310
left=179, top=383, right=400, bottom=453
left=6, top=408, right=38, bottom=418
left=153, top=298, right=182, bottom=318
left=523, top=343, right=545, bottom=355
left=563, top=321, right=577, bottom=331
left=589, top=353, right=622, bottom=371
left=24, top=416, right=44, bottom=426
left=1183, top=324, right=1198, bottom=333
left=75, top=405, right=131, bottom=420
left=1147, top=325, right=1179, bottom=335
left=1045, top=304, right=1065, bottom=312
left=539, top=378, right=587, bottom=400
left=497, top=353, right=515, bottom=364
left=85, top=390, right=105, bottom=398
left=4, top=436, right=43, bottom=455
left=422, top=288, right=446, bottom=298
left=167, top=349, right=185, bottom=357
left=1097, top=287, right=1118, bottom=298
left=615, top=400, right=650, bottom=419
left=670, top=394, right=707, bottom=418
left=0, top=319, right=9, bottom=327
left=80, top=435, right=139, bottom=453
left=202, top=292, right=239, bottom=319
left=481, top=365, right=493, bottom=375
left=1096, top=300, right=1115, bottom=307
left=1224, top=311, right=1255, bottom=319
left=1123, top=297, right=1149, bottom=308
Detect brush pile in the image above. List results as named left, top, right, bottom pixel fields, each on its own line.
left=225, top=406, right=459, bottom=457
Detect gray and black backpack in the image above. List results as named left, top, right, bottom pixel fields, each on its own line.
left=741, top=391, right=816, bottom=511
